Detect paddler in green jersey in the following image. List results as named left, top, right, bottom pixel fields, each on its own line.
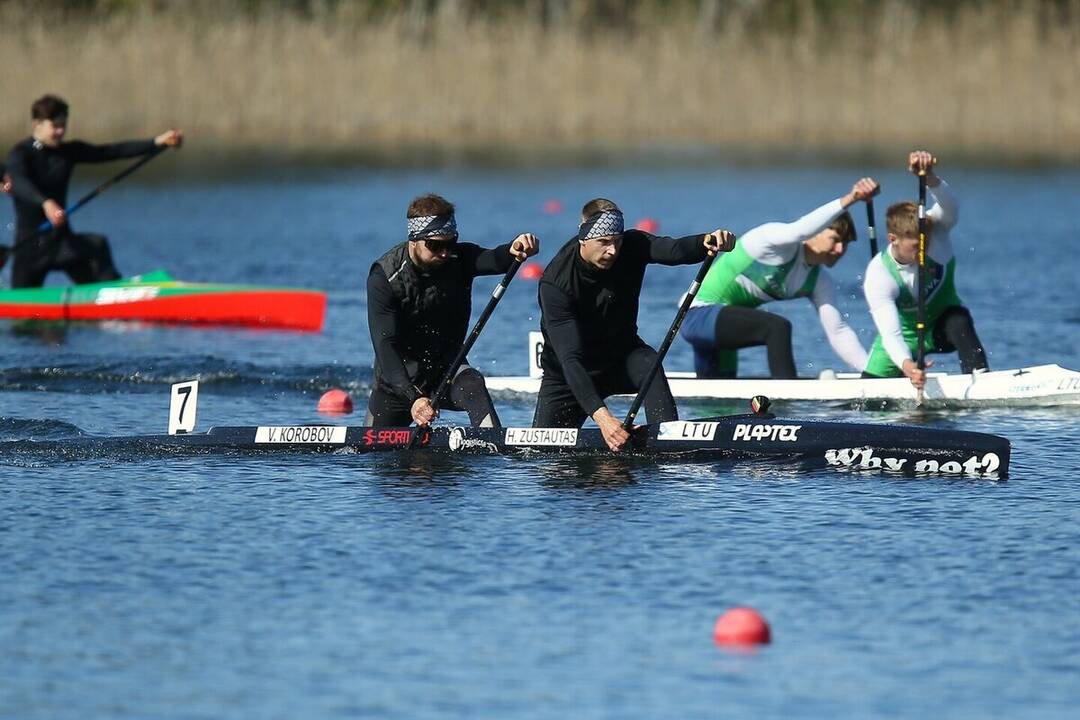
left=862, top=151, right=988, bottom=389
left=679, top=178, right=879, bottom=378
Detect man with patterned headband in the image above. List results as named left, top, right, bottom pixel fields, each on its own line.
left=366, top=193, right=539, bottom=428
left=534, top=198, right=735, bottom=451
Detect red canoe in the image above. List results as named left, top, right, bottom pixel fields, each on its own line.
left=0, top=270, right=326, bottom=331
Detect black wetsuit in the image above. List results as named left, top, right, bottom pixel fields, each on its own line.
left=366, top=240, right=515, bottom=427
left=5, top=136, right=156, bottom=288
left=534, top=230, right=708, bottom=428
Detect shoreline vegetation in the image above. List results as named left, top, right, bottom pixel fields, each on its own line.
left=3, top=0, right=1079, bottom=167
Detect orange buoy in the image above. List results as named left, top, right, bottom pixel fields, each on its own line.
left=713, top=607, right=771, bottom=646
left=543, top=199, right=564, bottom=215
left=520, top=262, right=544, bottom=280
left=317, top=388, right=354, bottom=415
left=635, top=217, right=659, bottom=234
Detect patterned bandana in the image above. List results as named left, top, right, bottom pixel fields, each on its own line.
left=407, top=213, right=459, bottom=242
left=578, top=210, right=624, bottom=241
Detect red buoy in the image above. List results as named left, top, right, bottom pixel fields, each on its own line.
left=713, top=607, right=771, bottom=646
left=635, top=217, right=660, bottom=234
left=520, top=262, right=544, bottom=280
left=317, top=388, right=354, bottom=415
left=543, top=199, right=563, bottom=215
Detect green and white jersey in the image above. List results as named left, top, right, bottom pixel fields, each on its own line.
left=863, top=180, right=962, bottom=375
left=694, top=198, right=867, bottom=372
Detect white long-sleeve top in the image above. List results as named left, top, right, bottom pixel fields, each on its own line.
left=694, top=198, right=868, bottom=372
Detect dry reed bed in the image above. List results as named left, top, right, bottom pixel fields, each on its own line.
left=2, top=2, right=1078, bottom=162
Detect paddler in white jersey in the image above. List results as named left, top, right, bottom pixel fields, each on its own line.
left=862, top=151, right=988, bottom=389
left=679, top=178, right=879, bottom=378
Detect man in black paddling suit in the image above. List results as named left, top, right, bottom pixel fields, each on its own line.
left=367, top=193, right=539, bottom=428
left=4, top=95, right=183, bottom=288
left=534, top=198, right=736, bottom=451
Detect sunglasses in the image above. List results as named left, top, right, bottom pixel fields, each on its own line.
left=422, top=238, right=457, bottom=253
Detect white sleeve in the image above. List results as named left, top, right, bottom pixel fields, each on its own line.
left=863, top=258, right=911, bottom=369
left=811, top=272, right=868, bottom=372
left=925, top=178, right=957, bottom=263
left=925, top=178, right=958, bottom=231
left=741, top=198, right=847, bottom=262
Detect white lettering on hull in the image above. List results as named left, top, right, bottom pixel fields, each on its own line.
left=504, top=427, right=578, bottom=446
left=448, top=427, right=498, bottom=453
left=732, top=424, right=802, bottom=442
left=657, top=421, right=719, bottom=441
left=95, top=287, right=161, bottom=305
left=825, top=448, right=1002, bottom=475
left=255, top=426, right=347, bottom=444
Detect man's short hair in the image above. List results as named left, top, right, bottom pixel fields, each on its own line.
left=31, top=95, right=69, bottom=122
left=886, top=201, right=926, bottom=238
left=407, top=193, right=455, bottom=219
left=581, top=198, right=620, bottom=221
left=828, top=211, right=857, bottom=244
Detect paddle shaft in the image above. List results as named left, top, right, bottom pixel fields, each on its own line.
left=915, top=172, right=929, bottom=403
left=1, top=147, right=168, bottom=271
left=406, top=259, right=522, bottom=448
left=34, top=146, right=167, bottom=235
left=865, top=197, right=879, bottom=257
left=429, top=259, right=523, bottom=412
left=623, top=252, right=717, bottom=430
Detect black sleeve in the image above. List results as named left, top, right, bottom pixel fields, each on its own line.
left=67, top=139, right=157, bottom=164
left=539, top=281, right=605, bottom=416
left=643, top=232, right=709, bottom=266
left=5, top=145, right=46, bottom=205
left=367, top=266, right=422, bottom=403
left=462, top=242, right=515, bottom=277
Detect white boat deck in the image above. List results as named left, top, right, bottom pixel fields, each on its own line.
left=485, top=333, right=1080, bottom=405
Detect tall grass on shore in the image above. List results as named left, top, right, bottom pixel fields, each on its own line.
left=2, top=0, right=1078, bottom=163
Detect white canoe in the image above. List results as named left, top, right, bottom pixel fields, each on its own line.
left=484, top=333, right=1080, bottom=406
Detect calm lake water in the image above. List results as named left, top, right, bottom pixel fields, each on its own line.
left=2, top=162, right=1079, bottom=719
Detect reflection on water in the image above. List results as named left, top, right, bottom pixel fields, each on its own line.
left=365, top=450, right=475, bottom=489
left=535, top=454, right=656, bottom=489
left=8, top=320, right=69, bottom=344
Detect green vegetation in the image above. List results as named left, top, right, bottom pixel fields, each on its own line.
left=3, top=0, right=1078, bottom=164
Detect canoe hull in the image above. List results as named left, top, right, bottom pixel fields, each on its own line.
left=502, top=331, right=1080, bottom=406
left=0, top=271, right=325, bottom=331
left=486, top=364, right=1080, bottom=406
left=74, top=414, right=1010, bottom=478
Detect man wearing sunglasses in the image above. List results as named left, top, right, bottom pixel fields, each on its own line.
left=534, top=198, right=736, bottom=451
left=367, top=193, right=539, bottom=428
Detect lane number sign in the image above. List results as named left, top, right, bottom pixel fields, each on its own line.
left=169, top=380, right=199, bottom=435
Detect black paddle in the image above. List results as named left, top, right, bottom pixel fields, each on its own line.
left=915, top=170, right=929, bottom=405
left=0, top=146, right=167, bottom=271
left=622, top=237, right=731, bottom=431
left=865, top=196, right=879, bottom=257
left=408, top=259, right=523, bottom=447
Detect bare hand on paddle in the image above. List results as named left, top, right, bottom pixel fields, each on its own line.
left=510, top=233, right=539, bottom=261
left=842, top=177, right=880, bottom=207
left=154, top=129, right=184, bottom=148
left=42, top=198, right=66, bottom=228
left=902, top=357, right=934, bottom=390
left=593, top=406, right=630, bottom=452
left=908, top=150, right=938, bottom=184
left=704, top=229, right=736, bottom=256
left=1, top=173, right=11, bottom=195
left=411, top=397, right=438, bottom=426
